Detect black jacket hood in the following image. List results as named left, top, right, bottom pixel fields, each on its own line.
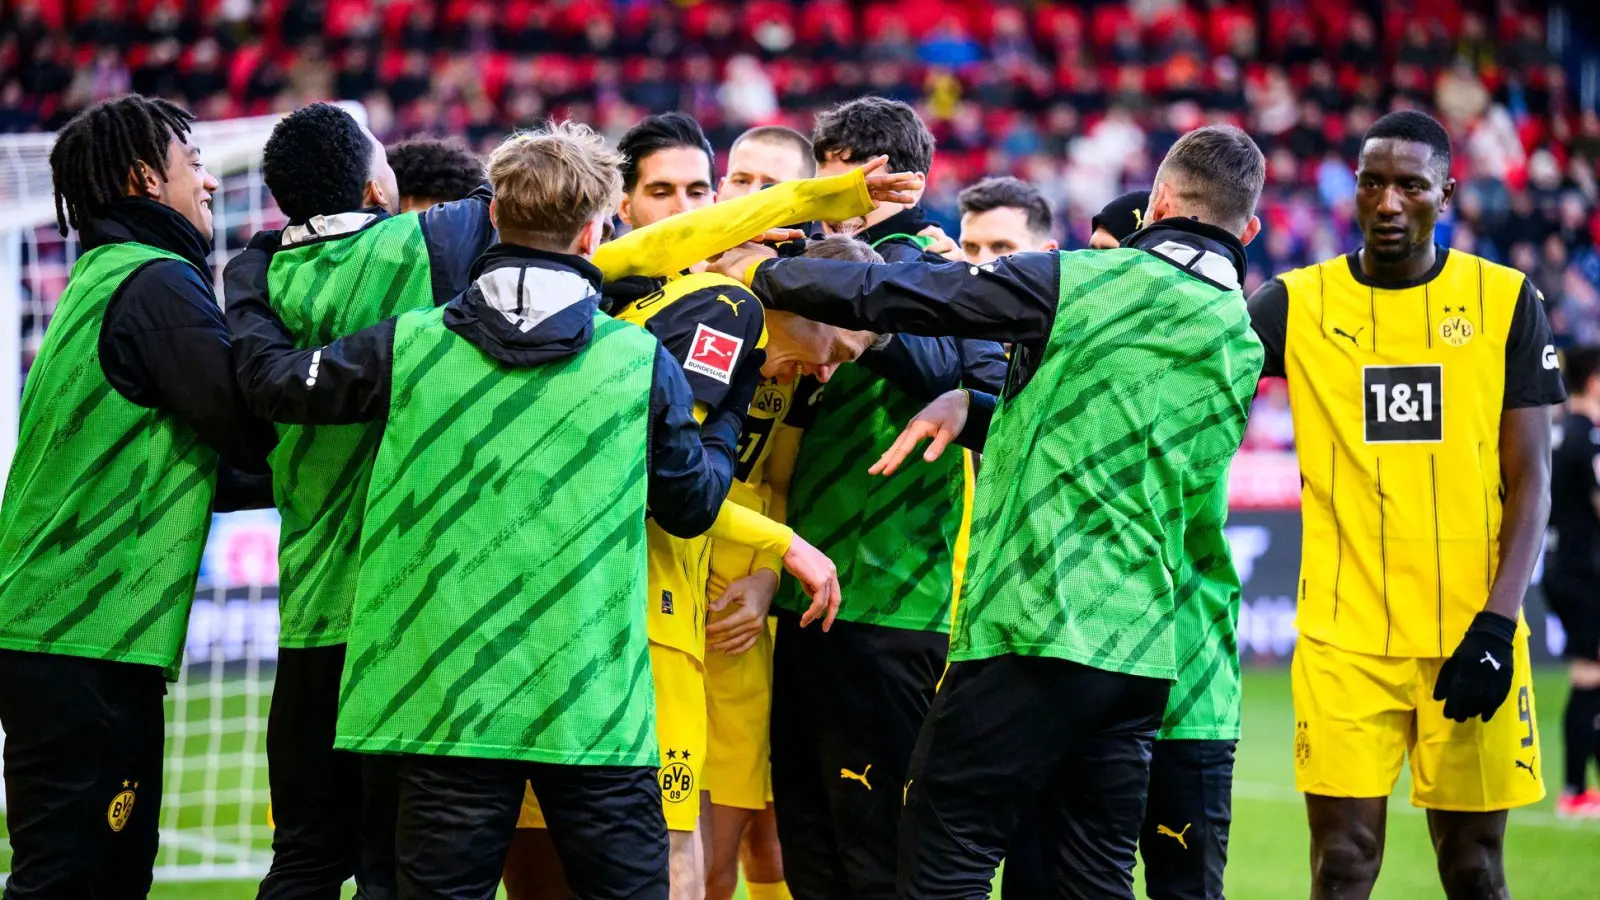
left=1121, top=216, right=1249, bottom=291
left=443, top=244, right=606, bottom=368
left=79, top=197, right=212, bottom=273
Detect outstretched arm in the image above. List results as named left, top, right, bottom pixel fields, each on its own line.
left=224, top=238, right=395, bottom=425
left=716, top=249, right=1061, bottom=344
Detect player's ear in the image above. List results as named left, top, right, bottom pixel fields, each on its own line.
left=1439, top=177, right=1457, bottom=213
left=363, top=179, right=390, bottom=213
left=617, top=192, right=635, bottom=228
left=573, top=216, right=605, bottom=257
left=126, top=159, right=162, bottom=201
left=487, top=198, right=501, bottom=231
left=1239, top=215, right=1262, bottom=247
left=1042, top=239, right=1060, bottom=253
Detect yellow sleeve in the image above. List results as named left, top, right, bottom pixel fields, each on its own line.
left=705, top=499, right=795, bottom=559
left=592, top=169, right=874, bottom=281
left=750, top=422, right=803, bottom=574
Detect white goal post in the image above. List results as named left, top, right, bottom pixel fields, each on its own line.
left=0, top=101, right=364, bottom=882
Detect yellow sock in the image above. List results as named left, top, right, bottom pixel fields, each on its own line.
left=745, top=881, right=792, bottom=900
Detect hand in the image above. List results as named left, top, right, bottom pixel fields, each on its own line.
left=707, top=569, right=779, bottom=656
left=856, top=155, right=925, bottom=207
left=869, top=390, right=969, bottom=476
left=707, top=243, right=778, bottom=282
left=751, top=228, right=806, bottom=244
left=918, top=224, right=964, bottom=261
left=782, top=534, right=840, bottom=630
left=1432, top=612, right=1518, bottom=723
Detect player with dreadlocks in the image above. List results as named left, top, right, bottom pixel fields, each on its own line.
left=0, top=93, right=277, bottom=897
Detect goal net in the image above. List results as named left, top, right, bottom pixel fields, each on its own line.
left=0, top=102, right=364, bottom=882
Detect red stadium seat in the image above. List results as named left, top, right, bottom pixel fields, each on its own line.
left=799, top=0, right=856, bottom=46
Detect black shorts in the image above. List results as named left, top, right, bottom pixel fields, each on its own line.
left=393, top=754, right=666, bottom=900
left=769, top=610, right=948, bottom=900
left=1545, top=581, right=1600, bottom=661
left=1003, top=739, right=1236, bottom=900
left=898, top=653, right=1169, bottom=900
left=259, top=643, right=399, bottom=900
left=0, top=649, right=166, bottom=900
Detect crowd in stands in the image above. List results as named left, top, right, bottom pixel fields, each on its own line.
left=3, top=0, right=1599, bottom=448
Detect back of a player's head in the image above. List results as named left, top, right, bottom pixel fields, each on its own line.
left=959, top=177, right=1053, bottom=239
left=50, top=94, right=195, bottom=235
left=263, top=103, right=377, bottom=223
left=1361, top=110, right=1453, bottom=181
left=487, top=122, right=623, bottom=252
left=386, top=137, right=484, bottom=212
left=1151, top=125, right=1265, bottom=235
left=1563, top=345, right=1600, bottom=397
left=812, top=97, right=934, bottom=175
left=802, top=235, right=884, bottom=264
left=731, top=126, right=816, bottom=179
left=618, top=112, right=716, bottom=193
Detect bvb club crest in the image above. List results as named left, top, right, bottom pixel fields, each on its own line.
left=1439, top=313, right=1474, bottom=347
left=108, top=783, right=137, bottom=832
left=1294, top=721, right=1312, bottom=770
left=660, top=750, right=694, bottom=804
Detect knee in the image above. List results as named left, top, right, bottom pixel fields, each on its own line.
left=740, top=829, right=785, bottom=884
left=1434, top=832, right=1506, bottom=899
left=1312, top=827, right=1382, bottom=892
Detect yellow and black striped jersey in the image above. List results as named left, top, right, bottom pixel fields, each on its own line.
left=1249, top=248, right=1565, bottom=657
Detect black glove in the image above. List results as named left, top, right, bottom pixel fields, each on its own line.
left=1432, top=612, right=1518, bottom=723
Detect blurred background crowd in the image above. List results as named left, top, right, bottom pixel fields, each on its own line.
left=2, top=0, right=1598, bottom=452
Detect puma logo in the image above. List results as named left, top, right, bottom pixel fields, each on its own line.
left=1332, top=326, right=1364, bottom=347
left=1156, top=823, right=1190, bottom=849
left=1515, top=757, right=1536, bottom=779
left=840, top=764, right=872, bottom=790
left=716, top=293, right=745, bottom=315
left=1481, top=652, right=1501, bottom=671
left=1131, top=208, right=1144, bottom=230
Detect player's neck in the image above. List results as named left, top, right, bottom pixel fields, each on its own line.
left=1359, top=242, right=1437, bottom=286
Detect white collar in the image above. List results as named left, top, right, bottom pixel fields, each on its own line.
left=281, top=211, right=379, bottom=248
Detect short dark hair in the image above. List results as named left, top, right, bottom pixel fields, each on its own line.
left=803, top=235, right=883, bottom=264
left=1563, top=345, right=1600, bottom=395
left=50, top=94, right=195, bottom=235
left=1152, top=125, right=1266, bottom=233
left=958, top=177, right=1053, bottom=237
left=387, top=137, right=484, bottom=205
left=1362, top=110, right=1453, bottom=180
left=618, top=112, right=715, bottom=193
left=731, top=126, right=817, bottom=178
left=812, top=96, right=934, bottom=176
left=262, top=102, right=372, bottom=223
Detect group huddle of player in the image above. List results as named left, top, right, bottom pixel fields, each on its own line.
left=0, top=87, right=1575, bottom=900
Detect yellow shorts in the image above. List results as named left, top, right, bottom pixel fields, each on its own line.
left=1291, top=632, right=1545, bottom=811
left=519, top=643, right=707, bottom=831
left=703, top=619, right=774, bottom=810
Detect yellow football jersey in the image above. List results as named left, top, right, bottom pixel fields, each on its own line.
left=1259, top=249, right=1564, bottom=657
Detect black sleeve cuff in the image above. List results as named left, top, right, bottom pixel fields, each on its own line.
left=957, top=390, right=996, bottom=453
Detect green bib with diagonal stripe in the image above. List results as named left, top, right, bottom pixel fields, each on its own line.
left=0, top=243, right=218, bottom=678
left=266, top=214, right=433, bottom=647
left=953, top=249, right=1262, bottom=682
left=776, top=363, right=965, bottom=633
left=335, top=305, right=659, bottom=765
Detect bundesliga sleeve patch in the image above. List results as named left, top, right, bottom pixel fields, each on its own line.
left=685, top=323, right=743, bottom=385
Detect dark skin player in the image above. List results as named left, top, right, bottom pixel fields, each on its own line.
left=1307, top=137, right=1551, bottom=900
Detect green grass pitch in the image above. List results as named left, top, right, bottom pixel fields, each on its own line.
left=3, top=669, right=1597, bottom=899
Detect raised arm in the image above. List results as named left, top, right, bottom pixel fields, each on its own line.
left=593, top=158, right=921, bottom=281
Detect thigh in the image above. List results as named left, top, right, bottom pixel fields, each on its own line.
left=393, top=754, right=524, bottom=900
left=821, top=624, right=948, bottom=900
left=530, top=763, right=668, bottom=900
left=897, top=656, right=1083, bottom=900
left=1040, top=670, right=1168, bottom=900
left=769, top=612, right=845, bottom=900
left=0, top=652, right=163, bottom=900
left=1411, top=633, right=1545, bottom=811
left=650, top=643, right=708, bottom=833
left=1139, top=740, right=1235, bottom=900
left=702, top=624, right=773, bottom=812
left=1291, top=635, right=1414, bottom=799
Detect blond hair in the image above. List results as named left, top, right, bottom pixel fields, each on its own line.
left=487, top=121, right=624, bottom=250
